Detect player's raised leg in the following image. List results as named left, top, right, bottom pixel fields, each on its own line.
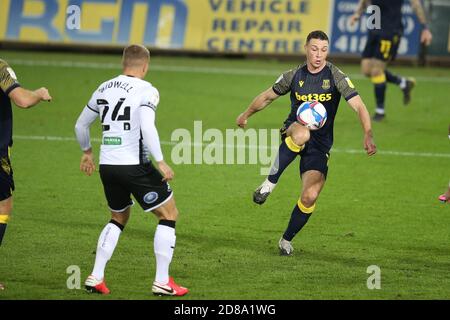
left=385, top=70, right=415, bottom=106
left=85, top=208, right=130, bottom=294
left=279, top=170, right=325, bottom=255
left=254, top=122, right=310, bottom=205
left=151, top=196, right=188, bottom=296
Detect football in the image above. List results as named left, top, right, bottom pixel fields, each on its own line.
left=296, top=100, right=327, bottom=130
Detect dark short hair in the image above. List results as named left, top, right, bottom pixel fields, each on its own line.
left=306, top=30, right=329, bottom=44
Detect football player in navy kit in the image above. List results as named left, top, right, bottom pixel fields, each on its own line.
left=0, top=59, right=52, bottom=290
left=350, top=0, right=433, bottom=121
left=236, top=31, right=376, bottom=255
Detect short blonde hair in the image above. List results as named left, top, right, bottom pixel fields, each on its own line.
left=122, top=44, right=150, bottom=69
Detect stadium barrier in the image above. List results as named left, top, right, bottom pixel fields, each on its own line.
left=0, top=0, right=448, bottom=65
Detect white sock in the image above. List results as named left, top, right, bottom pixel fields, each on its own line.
left=400, top=77, right=407, bottom=89
left=154, top=224, right=176, bottom=284
left=261, top=178, right=276, bottom=193
left=375, top=108, right=385, bottom=115
left=92, top=222, right=122, bottom=280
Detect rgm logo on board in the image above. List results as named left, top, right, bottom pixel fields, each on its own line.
left=0, top=0, right=187, bottom=48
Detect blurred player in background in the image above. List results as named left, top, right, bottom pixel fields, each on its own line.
left=438, top=125, right=450, bottom=203
left=349, top=0, right=433, bottom=121
left=0, top=59, right=52, bottom=289
left=236, top=31, right=376, bottom=256
left=75, top=45, right=188, bottom=296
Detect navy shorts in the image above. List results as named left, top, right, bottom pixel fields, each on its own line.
left=280, top=121, right=330, bottom=179
left=0, top=149, right=14, bottom=201
left=362, top=32, right=401, bottom=62
left=99, top=162, right=173, bottom=213
left=298, top=143, right=330, bottom=179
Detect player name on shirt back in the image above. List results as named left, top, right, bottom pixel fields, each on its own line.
left=98, top=80, right=134, bottom=94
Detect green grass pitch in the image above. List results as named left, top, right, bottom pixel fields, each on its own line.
left=0, top=50, right=449, bottom=300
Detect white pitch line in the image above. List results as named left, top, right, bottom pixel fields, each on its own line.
left=7, top=58, right=450, bottom=83
left=12, top=135, right=450, bottom=159
left=7, top=58, right=281, bottom=76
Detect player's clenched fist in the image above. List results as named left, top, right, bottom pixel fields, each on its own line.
left=36, top=87, right=52, bottom=102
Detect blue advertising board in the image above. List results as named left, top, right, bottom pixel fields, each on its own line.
left=0, top=0, right=428, bottom=57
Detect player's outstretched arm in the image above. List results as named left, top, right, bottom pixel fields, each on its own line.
left=236, top=87, right=280, bottom=128
left=347, top=95, right=377, bottom=156
left=9, top=87, right=52, bottom=109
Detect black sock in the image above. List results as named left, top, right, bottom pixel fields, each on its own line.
left=109, top=219, right=125, bottom=231
left=374, top=82, right=386, bottom=113
left=268, top=137, right=301, bottom=184
left=0, top=223, right=7, bottom=246
left=282, top=201, right=315, bottom=241
left=159, top=219, right=176, bottom=229
left=385, top=70, right=402, bottom=85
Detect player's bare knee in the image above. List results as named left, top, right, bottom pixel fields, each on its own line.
left=301, top=193, right=318, bottom=208
left=163, top=206, right=178, bottom=221
left=154, top=204, right=178, bottom=221
left=370, top=60, right=386, bottom=77
left=370, top=68, right=384, bottom=78
left=157, top=210, right=177, bottom=222
left=0, top=199, right=13, bottom=215
left=291, top=127, right=310, bottom=146
left=0, top=207, right=12, bottom=216
left=111, top=210, right=130, bottom=227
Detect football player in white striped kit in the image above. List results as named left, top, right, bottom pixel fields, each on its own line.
left=75, top=44, right=188, bottom=296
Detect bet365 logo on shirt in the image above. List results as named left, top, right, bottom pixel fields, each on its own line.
left=295, top=92, right=332, bottom=102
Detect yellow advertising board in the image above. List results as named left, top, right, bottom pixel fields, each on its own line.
left=186, top=0, right=331, bottom=53
left=0, top=0, right=332, bottom=54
